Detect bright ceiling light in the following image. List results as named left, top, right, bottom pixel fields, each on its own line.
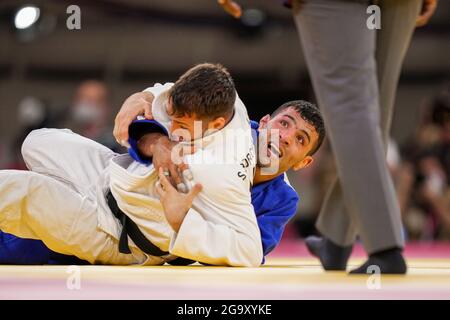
left=14, top=6, right=40, bottom=30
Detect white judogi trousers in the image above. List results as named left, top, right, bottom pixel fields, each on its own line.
left=0, top=128, right=147, bottom=265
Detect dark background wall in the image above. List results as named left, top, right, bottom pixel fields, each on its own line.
left=0, top=0, right=449, bottom=144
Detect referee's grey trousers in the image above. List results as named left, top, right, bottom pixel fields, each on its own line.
left=292, top=0, right=422, bottom=253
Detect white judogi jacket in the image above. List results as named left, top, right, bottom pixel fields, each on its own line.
left=101, top=83, right=263, bottom=267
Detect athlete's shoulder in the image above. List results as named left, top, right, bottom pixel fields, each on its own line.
left=267, top=174, right=299, bottom=201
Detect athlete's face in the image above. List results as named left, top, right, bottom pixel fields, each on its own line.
left=258, top=107, right=318, bottom=175
left=169, top=112, right=203, bottom=142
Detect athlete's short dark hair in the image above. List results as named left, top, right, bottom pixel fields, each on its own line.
left=169, top=63, right=236, bottom=120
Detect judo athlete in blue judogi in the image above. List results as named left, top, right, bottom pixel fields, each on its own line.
left=0, top=99, right=324, bottom=265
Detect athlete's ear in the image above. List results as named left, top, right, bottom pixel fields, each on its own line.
left=259, top=114, right=271, bottom=129
left=208, top=117, right=226, bottom=131
left=167, top=97, right=174, bottom=115
left=292, top=156, right=313, bottom=171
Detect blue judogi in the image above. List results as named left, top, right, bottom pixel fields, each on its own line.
left=248, top=121, right=299, bottom=256
left=0, top=120, right=298, bottom=264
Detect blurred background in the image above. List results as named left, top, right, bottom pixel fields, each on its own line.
left=0, top=0, right=449, bottom=242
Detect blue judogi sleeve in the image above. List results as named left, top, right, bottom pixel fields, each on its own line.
left=127, top=119, right=169, bottom=165
left=252, top=175, right=299, bottom=258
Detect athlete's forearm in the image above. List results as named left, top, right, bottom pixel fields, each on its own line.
left=137, top=133, right=169, bottom=158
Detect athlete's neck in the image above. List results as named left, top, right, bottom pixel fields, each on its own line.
left=253, top=166, right=282, bottom=185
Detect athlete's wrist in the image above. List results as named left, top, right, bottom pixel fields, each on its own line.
left=137, top=132, right=166, bottom=157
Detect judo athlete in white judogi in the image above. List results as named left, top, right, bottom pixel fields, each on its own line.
left=0, top=64, right=263, bottom=267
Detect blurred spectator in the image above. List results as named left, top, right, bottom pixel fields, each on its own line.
left=65, top=80, right=123, bottom=153
left=387, top=138, right=402, bottom=176
left=0, top=141, right=7, bottom=169
left=399, top=83, right=450, bottom=240
left=290, top=140, right=335, bottom=238
left=4, top=96, right=53, bottom=170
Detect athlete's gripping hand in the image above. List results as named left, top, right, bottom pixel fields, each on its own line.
left=139, top=134, right=193, bottom=189
left=156, top=167, right=203, bottom=232
left=217, top=0, right=242, bottom=19
left=114, top=91, right=154, bottom=146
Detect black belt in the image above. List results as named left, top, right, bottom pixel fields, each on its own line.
left=106, top=190, right=196, bottom=265
left=106, top=190, right=169, bottom=257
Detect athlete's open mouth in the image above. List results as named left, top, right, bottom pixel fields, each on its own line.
left=267, top=142, right=282, bottom=158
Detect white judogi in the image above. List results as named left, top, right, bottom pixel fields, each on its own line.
left=0, top=128, right=146, bottom=265
left=0, top=83, right=263, bottom=267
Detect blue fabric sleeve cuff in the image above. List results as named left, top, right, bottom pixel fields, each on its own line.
left=127, top=119, right=169, bottom=165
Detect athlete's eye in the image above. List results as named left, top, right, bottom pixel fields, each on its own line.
left=280, top=120, right=288, bottom=127
left=297, top=136, right=304, bottom=144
